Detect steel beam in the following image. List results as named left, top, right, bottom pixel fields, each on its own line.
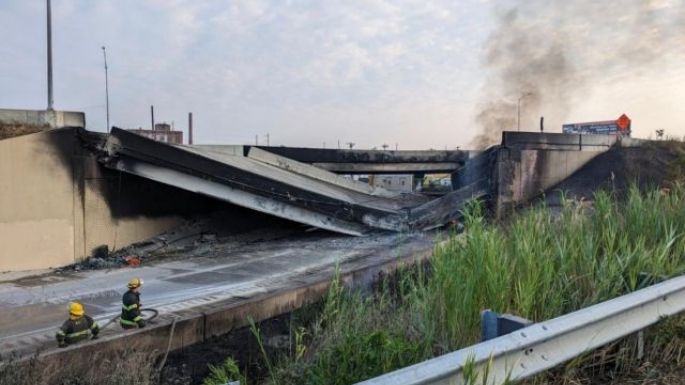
left=312, top=162, right=461, bottom=174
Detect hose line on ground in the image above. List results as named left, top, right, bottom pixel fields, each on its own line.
left=99, top=308, right=159, bottom=330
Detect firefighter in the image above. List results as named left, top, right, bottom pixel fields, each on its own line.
left=120, top=277, right=146, bottom=329
left=56, top=302, right=100, bottom=347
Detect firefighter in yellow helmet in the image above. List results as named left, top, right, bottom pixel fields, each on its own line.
left=120, top=277, right=146, bottom=329
left=55, top=302, right=100, bottom=347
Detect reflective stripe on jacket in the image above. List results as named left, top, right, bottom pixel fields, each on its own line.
left=121, top=290, right=143, bottom=327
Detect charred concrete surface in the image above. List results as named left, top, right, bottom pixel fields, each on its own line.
left=251, top=145, right=467, bottom=163
left=544, top=141, right=685, bottom=205
left=208, top=144, right=470, bottom=174
left=490, top=132, right=644, bottom=217
left=100, top=128, right=480, bottom=235
left=0, top=231, right=436, bottom=380
left=0, top=124, right=483, bottom=271
left=0, top=127, right=290, bottom=271
left=0, top=126, right=647, bottom=271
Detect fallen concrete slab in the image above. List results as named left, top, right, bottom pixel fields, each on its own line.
left=100, top=128, right=475, bottom=235
left=246, top=146, right=397, bottom=197
left=188, top=145, right=468, bottom=174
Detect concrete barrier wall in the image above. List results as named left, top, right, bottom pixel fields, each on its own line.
left=0, top=108, right=85, bottom=129
left=0, top=129, right=182, bottom=271
left=502, top=131, right=619, bottom=151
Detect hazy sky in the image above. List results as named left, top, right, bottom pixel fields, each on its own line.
left=1, top=1, right=683, bottom=149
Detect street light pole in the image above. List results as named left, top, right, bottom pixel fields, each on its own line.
left=102, top=46, right=110, bottom=133
left=46, top=0, right=54, bottom=110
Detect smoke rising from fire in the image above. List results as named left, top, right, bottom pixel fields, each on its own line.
left=472, top=0, right=685, bottom=148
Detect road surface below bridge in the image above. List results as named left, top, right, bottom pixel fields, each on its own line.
left=0, top=231, right=436, bottom=358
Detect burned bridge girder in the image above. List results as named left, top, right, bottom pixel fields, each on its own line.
left=247, top=145, right=470, bottom=174
left=101, top=128, right=485, bottom=235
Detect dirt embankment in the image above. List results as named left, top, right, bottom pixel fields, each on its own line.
left=546, top=140, right=685, bottom=204
left=0, top=123, right=47, bottom=140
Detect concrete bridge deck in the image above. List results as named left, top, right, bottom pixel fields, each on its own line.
left=102, top=128, right=478, bottom=235
left=0, top=231, right=435, bottom=362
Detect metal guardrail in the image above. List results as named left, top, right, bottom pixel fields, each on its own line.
left=356, top=274, right=685, bottom=385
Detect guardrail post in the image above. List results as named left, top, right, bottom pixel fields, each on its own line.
left=481, top=309, right=532, bottom=342
left=481, top=309, right=499, bottom=341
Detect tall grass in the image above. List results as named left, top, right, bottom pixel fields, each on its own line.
left=430, top=185, right=685, bottom=350
left=0, top=349, right=158, bottom=385
left=223, top=184, right=685, bottom=385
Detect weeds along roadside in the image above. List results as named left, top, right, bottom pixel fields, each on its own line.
left=207, top=184, right=685, bottom=385
left=0, top=349, right=158, bottom=385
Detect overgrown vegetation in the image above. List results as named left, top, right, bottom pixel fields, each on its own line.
left=202, top=357, right=246, bottom=385
left=234, top=185, right=685, bottom=385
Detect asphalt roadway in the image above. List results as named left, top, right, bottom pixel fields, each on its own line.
left=0, top=231, right=435, bottom=358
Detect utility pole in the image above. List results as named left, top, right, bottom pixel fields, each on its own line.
left=150, top=105, right=155, bottom=129
left=517, top=92, right=532, bottom=131
left=46, top=0, right=54, bottom=110
left=102, top=46, right=110, bottom=132
left=266, top=133, right=270, bottom=146
left=188, top=112, right=193, bottom=145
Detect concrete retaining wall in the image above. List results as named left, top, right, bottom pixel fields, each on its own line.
left=0, top=129, right=181, bottom=271
left=494, top=148, right=601, bottom=217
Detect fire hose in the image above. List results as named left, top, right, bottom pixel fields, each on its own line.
left=99, top=308, right=159, bottom=331
left=95, top=308, right=177, bottom=375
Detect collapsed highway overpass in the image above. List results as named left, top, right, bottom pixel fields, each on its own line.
left=0, top=116, right=640, bottom=272
left=100, top=127, right=486, bottom=235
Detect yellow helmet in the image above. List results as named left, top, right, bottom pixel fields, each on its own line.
left=69, top=302, right=84, bottom=317
left=127, top=277, right=143, bottom=289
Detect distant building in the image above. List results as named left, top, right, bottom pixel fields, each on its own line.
left=127, top=123, right=183, bottom=144
left=369, top=174, right=414, bottom=193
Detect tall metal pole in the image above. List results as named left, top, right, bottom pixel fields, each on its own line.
left=517, top=96, right=522, bottom=132
left=102, top=46, right=110, bottom=132
left=517, top=93, right=532, bottom=131
left=188, top=112, right=193, bottom=145
left=46, top=0, right=54, bottom=110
